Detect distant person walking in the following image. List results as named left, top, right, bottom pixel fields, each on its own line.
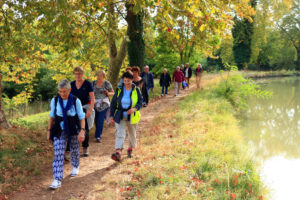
left=195, top=64, right=204, bottom=89
left=159, top=68, right=171, bottom=96
left=110, top=71, right=143, bottom=161
left=140, top=66, right=154, bottom=107
left=70, top=66, right=95, bottom=157
left=180, top=64, right=186, bottom=90
left=47, top=79, right=86, bottom=189
left=184, top=63, right=192, bottom=88
left=93, top=70, right=114, bottom=143
left=173, top=66, right=184, bottom=96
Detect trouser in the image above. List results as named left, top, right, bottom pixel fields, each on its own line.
left=53, top=134, right=80, bottom=180
left=94, top=108, right=108, bottom=139
left=162, top=85, right=168, bottom=95
left=196, top=75, right=202, bottom=88
left=174, top=82, right=180, bottom=95
left=115, top=120, right=137, bottom=150
left=186, top=77, right=190, bottom=87
left=142, top=88, right=149, bottom=105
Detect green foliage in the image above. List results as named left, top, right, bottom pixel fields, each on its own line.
left=216, top=66, right=272, bottom=111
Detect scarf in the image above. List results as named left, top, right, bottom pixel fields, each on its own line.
left=58, top=94, right=74, bottom=137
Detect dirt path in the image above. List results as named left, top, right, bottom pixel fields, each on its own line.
left=8, top=82, right=201, bottom=200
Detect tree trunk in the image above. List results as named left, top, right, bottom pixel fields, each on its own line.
left=0, top=72, right=11, bottom=129
left=126, top=3, right=145, bottom=68
left=106, top=3, right=127, bottom=89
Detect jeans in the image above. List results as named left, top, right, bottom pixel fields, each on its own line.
left=115, top=120, right=137, bottom=150
left=53, top=134, right=80, bottom=180
left=94, top=108, right=108, bottom=139
left=162, top=85, right=168, bottom=95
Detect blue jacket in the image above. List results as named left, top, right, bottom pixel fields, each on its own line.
left=110, top=84, right=143, bottom=124
left=140, top=72, right=154, bottom=89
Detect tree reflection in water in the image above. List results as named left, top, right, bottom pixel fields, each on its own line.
left=241, top=77, right=300, bottom=160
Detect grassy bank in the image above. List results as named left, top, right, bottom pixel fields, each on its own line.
left=240, top=70, right=300, bottom=79
left=118, top=79, right=264, bottom=199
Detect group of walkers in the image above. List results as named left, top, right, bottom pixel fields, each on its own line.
left=160, top=63, right=204, bottom=97
left=46, top=64, right=203, bottom=189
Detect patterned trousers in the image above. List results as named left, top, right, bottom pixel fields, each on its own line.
left=52, top=134, right=80, bottom=180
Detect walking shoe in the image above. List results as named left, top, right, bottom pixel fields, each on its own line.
left=83, top=147, right=89, bottom=157
left=111, top=152, right=121, bottom=162
left=161, top=94, right=164, bottom=97
left=49, top=179, right=61, bottom=190
left=96, top=138, right=101, bottom=143
left=127, top=148, right=133, bottom=158
left=70, top=167, right=79, bottom=177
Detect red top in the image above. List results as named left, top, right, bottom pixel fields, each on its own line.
left=173, top=70, right=184, bottom=82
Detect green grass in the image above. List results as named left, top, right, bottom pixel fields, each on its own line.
left=9, top=112, right=49, bottom=129
left=120, top=81, right=265, bottom=199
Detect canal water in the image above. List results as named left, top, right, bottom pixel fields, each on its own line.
left=241, top=76, right=300, bottom=200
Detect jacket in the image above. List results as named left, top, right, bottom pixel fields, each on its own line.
left=140, top=72, right=154, bottom=89
left=159, top=73, right=172, bottom=87
left=184, top=67, right=193, bottom=78
left=110, top=84, right=143, bottom=124
left=172, top=70, right=185, bottom=82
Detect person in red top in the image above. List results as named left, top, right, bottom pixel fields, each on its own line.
left=195, top=63, right=204, bottom=89
left=172, top=66, right=184, bottom=96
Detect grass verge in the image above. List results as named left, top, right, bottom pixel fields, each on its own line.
left=119, top=81, right=264, bottom=199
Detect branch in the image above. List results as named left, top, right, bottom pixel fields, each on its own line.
left=276, top=22, right=298, bottom=49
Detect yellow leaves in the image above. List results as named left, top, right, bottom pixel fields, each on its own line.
left=200, top=24, right=205, bottom=32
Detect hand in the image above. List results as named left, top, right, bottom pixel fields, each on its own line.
left=85, top=109, right=92, bottom=118
left=150, top=88, right=153, bottom=92
left=127, top=108, right=137, bottom=115
left=104, top=90, right=109, bottom=96
left=78, top=130, right=85, bottom=143
left=110, top=117, right=115, bottom=124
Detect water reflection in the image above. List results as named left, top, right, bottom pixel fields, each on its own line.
left=241, top=77, right=300, bottom=160
left=241, top=76, right=300, bottom=199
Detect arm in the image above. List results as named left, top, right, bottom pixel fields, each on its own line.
left=47, top=98, right=55, bottom=142
left=75, top=98, right=86, bottom=142
left=110, top=90, right=118, bottom=118
left=150, top=73, right=154, bottom=89
left=86, top=91, right=95, bottom=118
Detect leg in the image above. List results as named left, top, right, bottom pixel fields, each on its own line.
left=70, top=135, right=80, bottom=169
left=94, top=109, right=107, bottom=139
left=196, top=76, right=200, bottom=88
left=161, top=85, right=164, bottom=95
left=174, top=82, right=178, bottom=96
left=165, top=86, right=168, bottom=95
left=126, top=121, right=137, bottom=149
left=52, top=135, right=66, bottom=181
left=82, top=118, right=89, bottom=148
left=115, top=120, right=127, bottom=150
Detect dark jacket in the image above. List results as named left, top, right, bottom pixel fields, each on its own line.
left=140, top=72, right=154, bottom=89
left=110, top=84, right=143, bottom=124
left=184, top=67, right=193, bottom=78
left=195, top=67, right=204, bottom=76
left=159, top=73, right=172, bottom=87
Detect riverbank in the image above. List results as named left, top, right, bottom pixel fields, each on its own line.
left=112, top=77, right=264, bottom=199
left=240, top=70, right=300, bottom=79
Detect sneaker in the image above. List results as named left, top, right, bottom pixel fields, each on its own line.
left=127, top=149, right=133, bottom=158
left=49, top=179, right=61, bottom=190
left=111, top=152, right=121, bottom=162
left=96, top=138, right=101, bottom=143
left=70, top=167, right=79, bottom=177
left=83, top=147, right=89, bottom=157
left=161, top=94, right=164, bottom=97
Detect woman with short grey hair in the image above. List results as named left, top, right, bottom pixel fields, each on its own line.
left=47, top=79, right=86, bottom=189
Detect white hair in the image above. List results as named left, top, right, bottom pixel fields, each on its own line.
left=58, top=79, right=71, bottom=89
left=163, top=68, right=167, bottom=71
left=176, top=66, right=180, bottom=69
left=144, top=65, right=149, bottom=69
